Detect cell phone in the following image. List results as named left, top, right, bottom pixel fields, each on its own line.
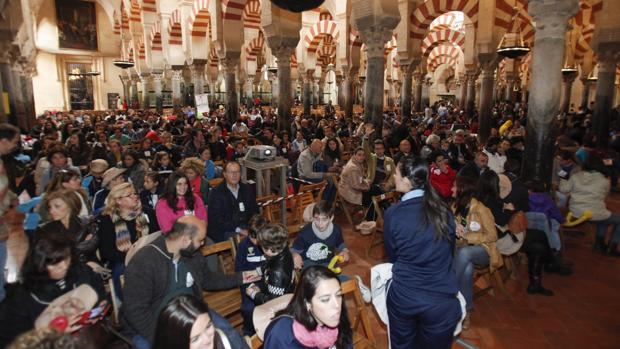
left=87, top=302, right=108, bottom=320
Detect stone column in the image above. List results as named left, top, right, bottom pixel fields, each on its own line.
left=477, top=59, right=497, bottom=145
left=130, top=76, right=139, bottom=109
left=171, top=69, right=183, bottom=107
left=580, top=77, right=591, bottom=110
left=222, top=58, right=240, bottom=124
left=140, top=74, right=150, bottom=109
left=400, top=63, right=413, bottom=118
left=505, top=75, right=515, bottom=102
left=342, top=67, right=357, bottom=118
left=318, top=79, right=325, bottom=105
left=273, top=46, right=294, bottom=132
left=152, top=72, right=163, bottom=113
left=459, top=75, right=467, bottom=108
left=360, top=29, right=393, bottom=129
left=422, top=78, right=432, bottom=109
left=413, top=72, right=423, bottom=112
left=560, top=71, right=578, bottom=114
left=302, top=71, right=313, bottom=116
left=192, top=62, right=206, bottom=96
left=465, top=70, right=477, bottom=117
left=523, top=0, right=579, bottom=184
left=592, top=46, right=620, bottom=147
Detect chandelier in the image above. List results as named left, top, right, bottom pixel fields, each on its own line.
left=271, top=0, right=324, bottom=13
left=497, top=6, right=530, bottom=59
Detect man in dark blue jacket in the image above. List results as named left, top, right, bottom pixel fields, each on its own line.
left=207, top=161, right=259, bottom=242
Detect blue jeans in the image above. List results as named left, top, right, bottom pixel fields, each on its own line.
left=111, top=261, right=125, bottom=301
left=0, top=241, right=6, bottom=303
left=526, top=212, right=562, bottom=251
left=453, top=245, right=490, bottom=311
left=594, top=213, right=620, bottom=245
left=131, top=335, right=150, bottom=349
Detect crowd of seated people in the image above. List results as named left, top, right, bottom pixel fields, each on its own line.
left=0, top=98, right=618, bottom=348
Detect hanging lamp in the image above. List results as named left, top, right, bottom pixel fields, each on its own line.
left=497, top=6, right=530, bottom=59
left=113, top=59, right=135, bottom=69
left=561, top=29, right=578, bottom=76
left=271, top=0, right=324, bottom=13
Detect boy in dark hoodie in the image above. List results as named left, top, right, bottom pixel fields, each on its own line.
left=528, top=180, right=569, bottom=264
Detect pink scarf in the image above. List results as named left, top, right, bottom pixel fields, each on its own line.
left=292, top=319, right=338, bottom=349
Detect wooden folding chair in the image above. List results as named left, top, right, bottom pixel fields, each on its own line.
left=209, top=177, right=224, bottom=188
left=298, top=180, right=327, bottom=203
left=366, top=191, right=399, bottom=258
left=257, top=194, right=278, bottom=221
left=202, top=238, right=243, bottom=327
left=341, top=279, right=376, bottom=348
left=332, top=175, right=355, bottom=229
left=473, top=265, right=507, bottom=298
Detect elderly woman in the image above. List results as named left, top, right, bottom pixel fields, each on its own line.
left=97, top=182, right=159, bottom=299
left=180, top=157, right=209, bottom=204
left=337, top=147, right=370, bottom=222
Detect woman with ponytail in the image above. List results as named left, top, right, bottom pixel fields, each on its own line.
left=383, top=155, right=462, bottom=349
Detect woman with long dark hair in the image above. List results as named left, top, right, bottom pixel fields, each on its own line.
left=383, top=155, right=461, bottom=349
left=153, top=295, right=229, bottom=349
left=155, top=171, right=207, bottom=233
left=0, top=235, right=105, bottom=347
left=264, top=266, right=352, bottom=349
left=65, top=130, right=92, bottom=172
left=452, top=175, right=501, bottom=328
left=120, top=149, right=147, bottom=191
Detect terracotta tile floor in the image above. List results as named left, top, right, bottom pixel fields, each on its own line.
left=4, top=194, right=620, bottom=348
left=336, top=193, right=620, bottom=349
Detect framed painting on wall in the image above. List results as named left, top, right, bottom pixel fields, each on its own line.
left=56, top=0, right=98, bottom=50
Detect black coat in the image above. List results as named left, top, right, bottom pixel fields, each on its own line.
left=254, top=250, right=295, bottom=305
left=207, top=182, right=259, bottom=242
left=0, top=264, right=105, bottom=347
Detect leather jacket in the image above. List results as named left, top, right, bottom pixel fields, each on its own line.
left=254, top=249, right=295, bottom=305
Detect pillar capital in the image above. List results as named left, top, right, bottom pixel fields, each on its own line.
left=528, top=0, right=580, bottom=41
left=359, top=27, right=395, bottom=59
left=595, top=43, right=620, bottom=73
left=221, top=57, right=240, bottom=73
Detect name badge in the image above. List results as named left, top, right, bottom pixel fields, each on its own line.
left=386, top=164, right=391, bottom=172
left=186, top=272, right=194, bottom=288
left=184, top=210, right=195, bottom=216
left=282, top=148, right=287, bottom=153
left=469, top=221, right=481, bottom=232
left=433, top=169, right=441, bottom=176
left=239, top=202, right=246, bottom=212
left=144, top=151, right=151, bottom=157
left=557, top=170, right=567, bottom=177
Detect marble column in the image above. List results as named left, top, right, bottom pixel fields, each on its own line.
left=342, top=67, right=357, bottom=118
left=560, top=71, right=578, bottom=114
left=361, top=29, right=392, bottom=129
left=152, top=72, right=163, bottom=113
left=400, top=64, right=413, bottom=118
left=274, top=46, right=294, bottom=132
left=523, top=0, right=579, bottom=184
left=302, top=72, right=313, bottom=116
left=318, top=79, right=325, bottom=105
left=422, top=79, right=431, bottom=109
left=477, top=61, right=496, bottom=145
left=580, top=77, right=591, bottom=110
left=140, top=75, right=150, bottom=109
left=413, top=73, right=423, bottom=112
left=505, top=75, right=515, bottom=102
left=192, top=62, right=206, bottom=96
left=171, top=69, right=183, bottom=107
left=130, top=76, right=139, bottom=109
left=459, top=75, right=467, bottom=108
left=465, top=70, right=477, bottom=117
left=592, top=46, right=620, bottom=147
left=222, top=58, right=239, bottom=124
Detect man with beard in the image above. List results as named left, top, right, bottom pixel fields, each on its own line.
left=121, top=215, right=260, bottom=349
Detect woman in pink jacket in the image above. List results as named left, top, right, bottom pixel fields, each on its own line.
left=155, top=171, right=207, bottom=233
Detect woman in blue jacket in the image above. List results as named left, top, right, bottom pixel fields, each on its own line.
left=384, top=155, right=462, bottom=349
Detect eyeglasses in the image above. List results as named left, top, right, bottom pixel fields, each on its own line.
left=118, top=192, right=137, bottom=199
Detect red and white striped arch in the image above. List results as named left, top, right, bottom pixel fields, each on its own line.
left=150, top=22, right=162, bottom=51
left=221, top=0, right=246, bottom=21
left=494, top=0, right=534, bottom=44
left=129, top=0, right=141, bottom=23
left=189, top=0, right=212, bottom=38
left=349, top=28, right=362, bottom=48
left=410, top=0, right=478, bottom=40
left=429, top=12, right=458, bottom=32
left=428, top=55, right=459, bottom=72
left=317, top=36, right=336, bottom=68
left=245, top=32, right=264, bottom=61
left=422, top=28, right=465, bottom=57
left=384, top=34, right=397, bottom=57
left=120, top=4, right=129, bottom=32
left=573, top=0, right=602, bottom=61
left=113, top=10, right=121, bottom=35
left=291, top=53, right=298, bottom=69
left=427, top=45, right=461, bottom=72
left=304, top=20, right=340, bottom=53
left=243, top=0, right=261, bottom=29
left=319, top=10, right=333, bottom=21
left=208, top=46, right=219, bottom=68
left=168, top=10, right=182, bottom=46
left=518, top=52, right=531, bottom=83
left=142, top=0, right=156, bottom=14
left=138, top=40, right=146, bottom=61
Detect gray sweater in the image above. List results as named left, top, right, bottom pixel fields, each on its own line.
left=120, top=235, right=242, bottom=341
left=297, top=148, right=325, bottom=180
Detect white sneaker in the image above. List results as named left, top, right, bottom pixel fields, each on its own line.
left=354, top=275, right=372, bottom=303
